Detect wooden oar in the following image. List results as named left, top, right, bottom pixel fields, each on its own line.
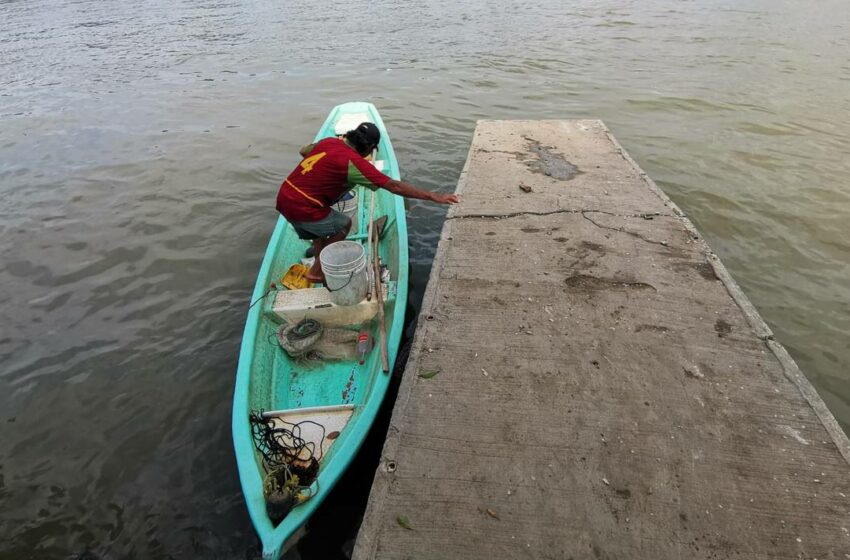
left=366, top=189, right=376, bottom=301
left=372, top=215, right=389, bottom=373
left=365, top=148, right=379, bottom=302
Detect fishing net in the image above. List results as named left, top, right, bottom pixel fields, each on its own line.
left=276, top=319, right=359, bottom=365
left=276, top=319, right=323, bottom=357
left=249, top=411, right=324, bottom=523
left=300, top=328, right=359, bottom=364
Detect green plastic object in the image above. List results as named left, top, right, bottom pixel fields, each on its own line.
left=231, top=102, right=409, bottom=559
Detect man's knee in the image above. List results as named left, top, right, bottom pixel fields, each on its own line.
left=328, top=218, right=350, bottom=240
left=330, top=213, right=352, bottom=237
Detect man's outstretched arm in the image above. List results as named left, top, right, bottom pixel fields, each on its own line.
left=383, top=179, right=460, bottom=205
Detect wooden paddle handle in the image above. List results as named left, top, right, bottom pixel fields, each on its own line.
left=366, top=190, right=377, bottom=301
left=374, top=236, right=389, bottom=373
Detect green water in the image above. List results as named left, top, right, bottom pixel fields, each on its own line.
left=1, top=0, right=849, bottom=557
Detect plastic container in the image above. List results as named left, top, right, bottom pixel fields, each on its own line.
left=320, top=241, right=368, bottom=306
left=356, top=329, right=372, bottom=364
left=333, top=190, right=358, bottom=233
left=281, top=263, right=314, bottom=290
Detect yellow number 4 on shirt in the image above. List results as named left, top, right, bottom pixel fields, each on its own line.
left=300, top=152, right=327, bottom=175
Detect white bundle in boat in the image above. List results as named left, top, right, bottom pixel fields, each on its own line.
left=312, top=328, right=358, bottom=361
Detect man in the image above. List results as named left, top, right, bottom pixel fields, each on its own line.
left=276, top=122, right=460, bottom=282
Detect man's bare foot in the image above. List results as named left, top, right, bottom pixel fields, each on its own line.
left=305, top=263, right=325, bottom=284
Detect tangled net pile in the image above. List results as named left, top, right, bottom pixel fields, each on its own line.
left=273, top=318, right=359, bottom=365
left=249, top=411, right=325, bottom=523
left=276, top=319, right=323, bottom=358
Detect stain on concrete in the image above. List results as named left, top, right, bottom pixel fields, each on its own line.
left=671, top=260, right=719, bottom=281
left=692, top=261, right=719, bottom=281
left=715, top=319, right=732, bottom=338
left=560, top=240, right=606, bottom=271
left=635, top=324, right=670, bottom=333
left=614, top=487, right=631, bottom=499
left=580, top=241, right=606, bottom=252
left=521, top=136, right=582, bottom=180
left=564, top=274, right=656, bottom=292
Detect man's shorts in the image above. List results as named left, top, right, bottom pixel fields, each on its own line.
left=289, top=209, right=351, bottom=240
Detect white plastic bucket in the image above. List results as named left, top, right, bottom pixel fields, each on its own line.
left=334, top=191, right=358, bottom=233
left=320, top=241, right=368, bottom=306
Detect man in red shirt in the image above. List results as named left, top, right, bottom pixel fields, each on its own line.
left=277, top=122, right=460, bottom=282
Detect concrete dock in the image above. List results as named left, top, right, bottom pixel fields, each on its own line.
left=353, top=120, right=850, bottom=559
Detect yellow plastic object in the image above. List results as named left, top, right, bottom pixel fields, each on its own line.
left=281, top=264, right=314, bottom=290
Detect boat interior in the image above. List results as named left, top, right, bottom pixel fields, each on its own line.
left=246, top=111, right=402, bottom=472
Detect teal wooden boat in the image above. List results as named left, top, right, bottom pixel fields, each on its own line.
left=232, top=102, right=408, bottom=559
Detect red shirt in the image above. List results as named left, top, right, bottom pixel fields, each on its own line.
left=276, top=137, right=392, bottom=222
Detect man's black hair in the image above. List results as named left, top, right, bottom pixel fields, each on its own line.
left=345, top=122, right=381, bottom=156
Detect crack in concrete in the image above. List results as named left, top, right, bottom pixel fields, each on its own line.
left=448, top=209, right=676, bottom=221
left=446, top=206, right=678, bottom=248
left=474, top=148, right=528, bottom=157
left=448, top=209, right=585, bottom=220
left=580, top=211, right=670, bottom=247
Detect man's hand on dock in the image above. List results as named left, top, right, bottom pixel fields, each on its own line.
left=383, top=179, right=460, bottom=205
left=431, top=193, right=461, bottom=204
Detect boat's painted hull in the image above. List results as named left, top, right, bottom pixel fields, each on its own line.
left=232, top=102, right=408, bottom=559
